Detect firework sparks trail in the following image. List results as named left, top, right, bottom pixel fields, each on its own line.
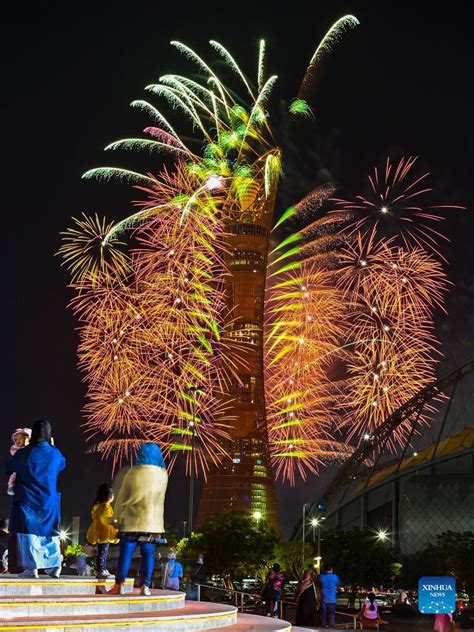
left=330, top=156, right=465, bottom=261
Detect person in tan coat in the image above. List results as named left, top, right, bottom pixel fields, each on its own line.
left=108, top=443, right=168, bottom=596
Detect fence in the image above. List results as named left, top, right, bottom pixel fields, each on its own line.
left=194, top=583, right=360, bottom=628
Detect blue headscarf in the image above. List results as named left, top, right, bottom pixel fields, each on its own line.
left=135, top=443, right=166, bottom=468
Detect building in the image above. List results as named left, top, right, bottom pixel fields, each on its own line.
left=311, top=428, right=474, bottom=555
left=196, top=183, right=280, bottom=532
left=292, top=361, right=474, bottom=555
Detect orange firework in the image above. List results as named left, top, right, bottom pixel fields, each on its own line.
left=264, top=265, right=349, bottom=483
left=61, top=23, right=368, bottom=485
left=265, top=191, right=353, bottom=483
left=336, top=231, right=448, bottom=446
left=61, top=19, right=458, bottom=488
left=331, top=156, right=464, bottom=260
left=61, top=167, right=240, bottom=474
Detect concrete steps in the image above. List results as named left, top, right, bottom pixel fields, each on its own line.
left=0, top=590, right=185, bottom=618
left=204, top=613, right=292, bottom=631
left=291, top=629, right=338, bottom=632
left=0, top=576, right=298, bottom=631
left=0, top=576, right=133, bottom=596
left=0, top=600, right=238, bottom=630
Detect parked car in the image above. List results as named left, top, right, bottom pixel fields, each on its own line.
left=456, top=592, right=470, bottom=614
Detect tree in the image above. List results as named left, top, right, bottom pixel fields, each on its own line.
left=432, top=531, right=474, bottom=593
left=63, top=543, right=85, bottom=566
left=178, top=512, right=277, bottom=585
left=398, top=546, right=443, bottom=589
left=175, top=532, right=205, bottom=579
left=275, top=540, right=313, bottom=580
left=321, top=528, right=397, bottom=605
left=164, top=521, right=180, bottom=549
left=399, top=531, right=474, bottom=593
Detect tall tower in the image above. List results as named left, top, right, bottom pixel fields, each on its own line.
left=197, top=182, right=280, bottom=532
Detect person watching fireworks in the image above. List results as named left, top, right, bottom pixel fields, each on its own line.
left=86, top=482, right=119, bottom=579
left=109, top=443, right=168, bottom=596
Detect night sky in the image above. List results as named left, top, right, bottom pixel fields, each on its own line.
left=1, top=3, right=473, bottom=538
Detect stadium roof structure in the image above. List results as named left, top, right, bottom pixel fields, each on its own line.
left=353, top=426, right=474, bottom=493
left=292, top=359, right=474, bottom=540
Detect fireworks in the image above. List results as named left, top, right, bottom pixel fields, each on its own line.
left=62, top=168, right=239, bottom=472
left=264, top=184, right=353, bottom=483
left=336, top=235, right=447, bottom=446
left=264, top=264, right=348, bottom=484
left=331, top=156, right=464, bottom=259
left=62, top=33, right=287, bottom=475
left=297, top=14, right=360, bottom=102
left=330, top=157, right=460, bottom=446
left=60, top=213, right=130, bottom=285
left=62, top=21, right=458, bottom=484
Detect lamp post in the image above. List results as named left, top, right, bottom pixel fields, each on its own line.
left=314, top=555, right=322, bottom=574
left=59, top=529, right=69, bottom=543
left=317, top=524, right=321, bottom=562
left=311, top=518, right=323, bottom=573
left=188, top=419, right=196, bottom=535
left=59, top=527, right=70, bottom=556
left=302, top=503, right=308, bottom=569
left=376, top=529, right=389, bottom=543
left=187, top=386, right=201, bottom=536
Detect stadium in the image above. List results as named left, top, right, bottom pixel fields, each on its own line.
left=293, top=360, right=474, bottom=555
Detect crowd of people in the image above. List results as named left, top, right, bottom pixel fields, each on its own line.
left=261, top=562, right=346, bottom=625
left=268, top=565, right=474, bottom=631
left=0, top=419, right=221, bottom=601
left=262, top=562, right=389, bottom=628
left=3, top=418, right=471, bottom=630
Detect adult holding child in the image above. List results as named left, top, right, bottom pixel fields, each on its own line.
left=6, top=420, right=66, bottom=578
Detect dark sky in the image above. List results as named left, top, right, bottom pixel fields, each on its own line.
left=1, top=2, right=473, bottom=538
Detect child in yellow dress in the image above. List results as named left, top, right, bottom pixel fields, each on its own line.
left=86, top=482, right=119, bottom=579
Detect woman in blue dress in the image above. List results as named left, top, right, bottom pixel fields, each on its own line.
left=6, top=420, right=66, bottom=578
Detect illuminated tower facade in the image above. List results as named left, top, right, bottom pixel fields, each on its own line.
left=197, top=182, right=280, bottom=532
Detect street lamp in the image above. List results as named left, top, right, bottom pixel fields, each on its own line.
left=58, top=528, right=70, bottom=555
left=187, top=386, right=202, bottom=536
left=252, top=510, right=262, bottom=525
left=59, top=529, right=69, bottom=542
left=310, top=518, right=322, bottom=569
left=314, top=555, right=322, bottom=574
left=310, top=517, right=320, bottom=542
left=376, top=529, right=389, bottom=542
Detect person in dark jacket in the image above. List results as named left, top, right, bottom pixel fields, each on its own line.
left=295, top=569, right=319, bottom=626
left=6, top=420, right=66, bottom=578
left=191, top=554, right=207, bottom=584
left=261, top=563, right=286, bottom=618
